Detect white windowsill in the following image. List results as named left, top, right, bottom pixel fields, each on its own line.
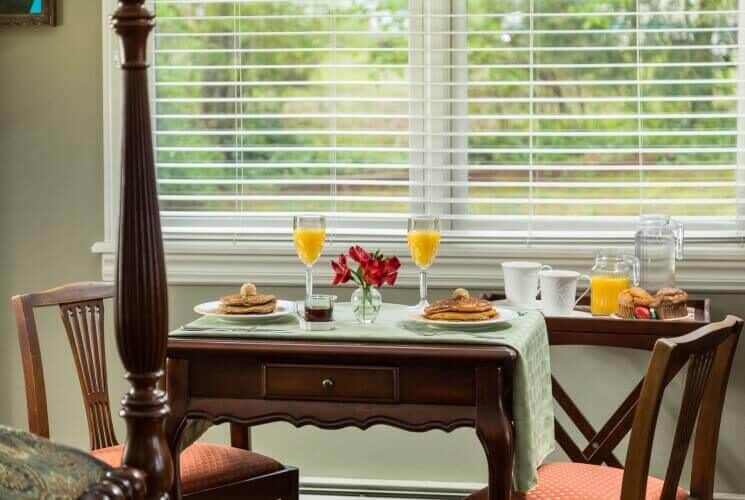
left=91, top=240, right=745, bottom=292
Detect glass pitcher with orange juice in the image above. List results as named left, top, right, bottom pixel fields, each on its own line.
left=590, top=250, right=640, bottom=315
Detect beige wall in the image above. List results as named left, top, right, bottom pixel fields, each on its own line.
left=0, top=0, right=106, bottom=438
left=1, top=2, right=743, bottom=495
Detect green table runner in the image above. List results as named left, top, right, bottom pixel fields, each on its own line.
left=171, top=303, right=554, bottom=492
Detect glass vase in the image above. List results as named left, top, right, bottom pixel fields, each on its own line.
left=351, top=286, right=382, bottom=324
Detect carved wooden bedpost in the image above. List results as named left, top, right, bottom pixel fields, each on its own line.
left=111, top=1, right=173, bottom=499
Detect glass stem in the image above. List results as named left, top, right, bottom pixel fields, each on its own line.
left=419, top=269, right=428, bottom=305
left=305, top=265, right=313, bottom=297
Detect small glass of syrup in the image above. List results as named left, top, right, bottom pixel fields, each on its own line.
left=304, top=294, right=335, bottom=323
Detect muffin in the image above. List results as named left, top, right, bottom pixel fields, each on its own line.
left=617, top=287, right=656, bottom=319
left=655, top=288, right=689, bottom=319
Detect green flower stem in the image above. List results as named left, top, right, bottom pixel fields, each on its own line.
left=362, top=285, right=367, bottom=320
left=349, top=266, right=373, bottom=321
left=345, top=265, right=379, bottom=322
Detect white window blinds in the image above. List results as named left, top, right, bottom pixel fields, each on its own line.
left=153, top=0, right=419, bottom=238
left=445, top=0, right=744, bottom=240
left=152, top=0, right=744, bottom=241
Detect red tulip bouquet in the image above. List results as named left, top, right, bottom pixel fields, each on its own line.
left=331, top=246, right=400, bottom=323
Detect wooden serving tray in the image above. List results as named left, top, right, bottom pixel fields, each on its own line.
left=551, top=298, right=711, bottom=349
left=572, top=296, right=710, bottom=322
left=482, top=293, right=711, bottom=349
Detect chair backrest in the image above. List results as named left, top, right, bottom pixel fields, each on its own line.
left=12, top=282, right=117, bottom=450
left=620, top=315, right=743, bottom=500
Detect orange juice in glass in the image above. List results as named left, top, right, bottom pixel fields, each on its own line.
left=294, top=228, right=326, bottom=265
left=407, top=230, right=440, bottom=269
left=293, top=215, right=326, bottom=297
left=590, top=251, right=640, bottom=315
left=590, top=275, right=630, bottom=315
left=407, top=216, right=441, bottom=310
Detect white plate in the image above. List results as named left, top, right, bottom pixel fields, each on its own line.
left=492, top=298, right=543, bottom=310
left=408, top=307, right=519, bottom=327
left=544, top=310, right=593, bottom=318
left=493, top=300, right=592, bottom=318
left=610, top=310, right=694, bottom=322
left=194, top=299, right=295, bottom=323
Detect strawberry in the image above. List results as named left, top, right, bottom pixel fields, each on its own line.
left=634, top=306, right=651, bottom=320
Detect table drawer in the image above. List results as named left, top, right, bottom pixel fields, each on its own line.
left=262, top=363, right=399, bottom=403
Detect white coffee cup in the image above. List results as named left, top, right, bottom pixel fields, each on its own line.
left=539, top=269, right=591, bottom=316
left=502, top=261, right=551, bottom=308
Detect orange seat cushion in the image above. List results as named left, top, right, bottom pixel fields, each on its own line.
left=91, top=442, right=283, bottom=493
left=513, top=462, right=688, bottom=500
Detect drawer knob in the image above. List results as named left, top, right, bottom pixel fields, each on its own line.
left=321, top=378, right=335, bottom=390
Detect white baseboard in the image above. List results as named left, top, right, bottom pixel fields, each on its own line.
left=300, top=477, right=481, bottom=499
left=299, top=476, right=745, bottom=500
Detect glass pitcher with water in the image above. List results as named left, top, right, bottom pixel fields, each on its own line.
left=634, top=215, right=683, bottom=291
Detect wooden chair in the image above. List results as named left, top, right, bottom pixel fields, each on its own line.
left=13, top=282, right=299, bottom=500
left=467, top=315, right=742, bottom=500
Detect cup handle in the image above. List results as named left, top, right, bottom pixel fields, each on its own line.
left=629, top=256, right=641, bottom=286
left=536, top=265, right=552, bottom=299
left=672, top=219, right=684, bottom=260
left=574, top=274, right=592, bottom=306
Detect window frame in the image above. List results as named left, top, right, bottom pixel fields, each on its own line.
left=95, top=0, right=745, bottom=290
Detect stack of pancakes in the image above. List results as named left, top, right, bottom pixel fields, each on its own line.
left=218, top=282, right=276, bottom=314
left=423, top=288, right=498, bottom=321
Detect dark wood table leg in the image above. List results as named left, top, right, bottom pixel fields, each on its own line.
left=165, top=358, right=189, bottom=500
left=230, top=423, right=252, bottom=450
left=476, top=366, right=513, bottom=500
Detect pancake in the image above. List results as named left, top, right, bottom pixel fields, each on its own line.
left=425, top=309, right=498, bottom=322
left=219, top=301, right=277, bottom=315
left=422, top=288, right=498, bottom=322
left=424, top=298, right=494, bottom=315
left=219, top=293, right=276, bottom=306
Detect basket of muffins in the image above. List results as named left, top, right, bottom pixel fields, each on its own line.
left=616, top=287, right=690, bottom=320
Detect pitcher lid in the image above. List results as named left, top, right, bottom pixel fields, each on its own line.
left=639, top=214, right=671, bottom=225
left=595, top=247, right=628, bottom=259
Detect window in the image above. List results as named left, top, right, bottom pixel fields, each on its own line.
left=451, top=0, right=745, bottom=240
left=153, top=0, right=418, bottom=238
left=151, top=0, right=744, bottom=243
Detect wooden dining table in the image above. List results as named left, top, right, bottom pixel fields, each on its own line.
left=165, top=336, right=517, bottom=500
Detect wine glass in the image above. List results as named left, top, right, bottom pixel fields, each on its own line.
left=293, top=215, right=326, bottom=297
left=407, top=215, right=441, bottom=310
